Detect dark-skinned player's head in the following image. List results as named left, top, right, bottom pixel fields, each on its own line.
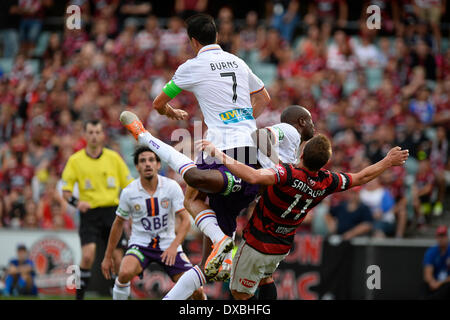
left=280, top=105, right=315, bottom=142
left=133, top=145, right=161, bottom=180
left=300, top=134, right=332, bottom=171
left=186, top=13, right=217, bottom=48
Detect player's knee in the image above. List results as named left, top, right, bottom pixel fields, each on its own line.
left=118, top=268, right=135, bottom=283
left=191, top=287, right=206, bottom=300
left=81, top=253, right=95, bottom=268
left=259, top=276, right=273, bottom=286
left=231, top=289, right=252, bottom=300
left=81, top=243, right=96, bottom=268
left=118, top=258, right=140, bottom=283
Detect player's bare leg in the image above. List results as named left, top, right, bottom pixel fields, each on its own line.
left=121, top=111, right=226, bottom=193
left=77, top=243, right=96, bottom=300
left=162, top=189, right=234, bottom=300
left=184, top=185, right=233, bottom=279
left=183, top=168, right=224, bottom=194
left=80, top=243, right=96, bottom=269
left=231, top=279, right=277, bottom=300
left=113, top=255, right=142, bottom=300
left=231, top=277, right=276, bottom=300
left=121, top=110, right=234, bottom=278
left=231, top=289, right=253, bottom=300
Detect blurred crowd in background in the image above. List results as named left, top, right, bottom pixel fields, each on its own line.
left=0, top=0, right=449, bottom=240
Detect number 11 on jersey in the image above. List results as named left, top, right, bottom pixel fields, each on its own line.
left=281, top=194, right=313, bottom=220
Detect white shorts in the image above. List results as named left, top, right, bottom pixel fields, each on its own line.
left=229, top=240, right=288, bottom=295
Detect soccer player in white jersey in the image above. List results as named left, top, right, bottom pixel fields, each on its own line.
left=101, top=146, right=205, bottom=300
left=254, top=106, right=314, bottom=170
left=126, top=12, right=270, bottom=284
left=120, top=105, right=315, bottom=299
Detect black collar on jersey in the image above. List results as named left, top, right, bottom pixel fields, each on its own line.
left=85, top=148, right=103, bottom=159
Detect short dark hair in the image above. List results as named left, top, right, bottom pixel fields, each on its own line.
left=280, top=105, right=311, bottom=125
left=302, top=134, right=332, bottom=171
left=186, top=14, right=217, bottom=45
left=133, top=145, right=160, bottom=165
left=84, top=119, right=102, bottom=130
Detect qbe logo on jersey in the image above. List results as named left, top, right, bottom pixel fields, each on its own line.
left=219, top=108, right=254, bottom=124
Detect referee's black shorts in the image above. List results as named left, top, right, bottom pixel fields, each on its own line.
left=79, top=206, right=128, bottom=250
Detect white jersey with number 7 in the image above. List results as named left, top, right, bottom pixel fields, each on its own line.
left=165, top=44, right=265, bottom=151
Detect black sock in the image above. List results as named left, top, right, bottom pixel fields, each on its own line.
left=76, top=268, right=91, bottom=300
left=258, top=282, right=277, bottom=300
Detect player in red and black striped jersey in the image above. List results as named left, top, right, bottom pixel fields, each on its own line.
left=245, top=162, right=352, bottom=255
left=198, top=133, right=409, bottom=300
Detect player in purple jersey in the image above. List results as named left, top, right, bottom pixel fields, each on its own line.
left=120, top=105, right=315, bottom=300
left=101, top=146, right=205, bottom=300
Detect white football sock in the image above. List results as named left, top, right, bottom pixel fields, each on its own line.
left=138, top=131, right=196, bottom=178
left=113, top=279, right=130, bottom=300
left=194, top=209, right=226, bottom=243
left=163, top=265, right=206, bottom=300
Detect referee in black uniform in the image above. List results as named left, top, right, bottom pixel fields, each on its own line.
left=61, top=120, right=133, bottom=299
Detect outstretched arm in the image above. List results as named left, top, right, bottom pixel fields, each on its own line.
left=196, top=140, right=277, bottom=185
left=350, top=147, right=409, bottom=187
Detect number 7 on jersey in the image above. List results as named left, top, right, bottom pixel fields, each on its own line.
left=220, top=72, right=237, bottom=103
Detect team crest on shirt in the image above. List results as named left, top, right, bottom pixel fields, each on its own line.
left=84, top=179, right=93, bottom=190
left=107, top=176, right=116, bottom=188
left=134, top=204, right=141, bottom=211
left=160, top=198, right=170, bottom=209
left=273, top=127, right=285, bottom=141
